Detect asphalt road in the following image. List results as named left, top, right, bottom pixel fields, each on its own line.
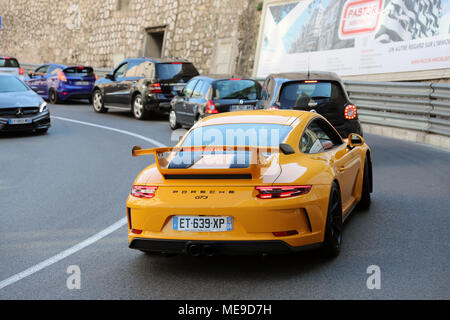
left=0, top=101, right=449, bottom=300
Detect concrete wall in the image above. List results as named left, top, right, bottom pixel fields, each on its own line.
left=0, top=0, right=262, bottom=75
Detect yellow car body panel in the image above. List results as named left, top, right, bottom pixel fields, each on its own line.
left=126, top=110, right=371, bottom=255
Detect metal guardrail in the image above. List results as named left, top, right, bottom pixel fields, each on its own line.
left=344, top=80, right=450, bottom=137
left=19, top=63, right=450, bottom=137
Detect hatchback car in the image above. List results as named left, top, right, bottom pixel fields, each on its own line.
left=261, top=72, right=362, bottom=138
left=169, top=76, right=262, bottom=130
left=0, top=74, right=50, bottom=133
left=92, top=58, right=199, bottom=120
left=25, top=64, right=97, bottom=104
left=0, top=56, right=25, bottom=81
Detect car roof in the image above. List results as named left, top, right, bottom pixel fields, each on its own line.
left=192, top=75, right=255, bottom=82
left=125, top=57, right=192, bottom=64
left=196, top=110, right=313, bottom=127
left=268, top=71, right=342, bottom=82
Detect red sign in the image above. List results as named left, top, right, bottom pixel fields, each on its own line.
left=340, top=0, right=384, bottom=38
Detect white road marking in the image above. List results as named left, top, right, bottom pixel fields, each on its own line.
left=52, top=116, right=166, bottom=148
left=0, top=116, right=166, bottom=290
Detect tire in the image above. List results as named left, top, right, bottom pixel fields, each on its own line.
left=358, top=154, right=372, bottom=210
left=169, top=109, right=181, bottom=130
left=92, top=89, right=108, bottom=113
left=132, top=94, right=149, bottom=120
left=323, top=182, right=343, bottom=258
left=49, top=89, right=60, bottom=104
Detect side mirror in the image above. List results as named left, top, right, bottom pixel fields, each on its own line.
left=280, top=143, right=295, bottom=155
left=347, top=133, right=364, bottom=149
left=106, top=74, right=115, bottom=81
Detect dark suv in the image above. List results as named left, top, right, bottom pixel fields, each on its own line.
left=92, top=58, right=199, bottom=120
left=261, top=71, right=362, bottom=138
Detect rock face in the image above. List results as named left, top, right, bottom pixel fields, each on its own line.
left=0, top=0, right=262, bottom=75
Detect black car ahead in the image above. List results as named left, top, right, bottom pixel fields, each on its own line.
left=92, top=58, right=199, bottom=120
left=261, top=71, right=362, bottom=138
left=0, top=74, right=50, bottom=133
left=169, top=75, right=262, bottom=130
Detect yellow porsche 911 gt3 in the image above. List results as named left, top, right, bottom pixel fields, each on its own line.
left=127, top=110, right=372, bottom=257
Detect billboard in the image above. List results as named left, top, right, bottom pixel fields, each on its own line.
left=256, top=0, right=450, bottom=77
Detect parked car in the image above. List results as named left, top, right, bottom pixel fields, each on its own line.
left=25, top=64, right=97, bottom=104
left=0, top=56, right=25, bottom=81
left=261, top=71, right=362, bottom=138
left=0, top=74, right=50, bottom=133
left=169, top=76, right=263, bottom=130
left=92, top=58, right=199, bottom=120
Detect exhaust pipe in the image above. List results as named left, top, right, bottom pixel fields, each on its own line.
left=187, top=244, right=201, bottom=257
left=202, top=245, right=216, bottom=257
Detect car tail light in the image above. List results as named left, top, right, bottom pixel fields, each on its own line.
left=229, top=78, right=242, bottom=81
left=148, top=83, right=162, bottom=94
left=206, top=100, right=219, bottom=114
left=273, top=230, right=298, bottom=237
left=344, top=104, right=358, bottom=120
left=58, top=72, right=67, bottom=82
left=131, top=186, right=158, bottom=199
left=19, top=67, right=24, bottom=75
left=256, top=186, right=312, bottom=199
left=94, top=74, right=98, bottom=81
left=132, top=229, right=143, bottom=234
left=304, top=80, right=318, bottom=84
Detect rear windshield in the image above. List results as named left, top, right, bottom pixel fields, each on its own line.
left=213, top=80, right=261, bottom=100
left=64, top=67, right=94, bottom=76
left=279, top=81, right=342, bottom=109
left=0, top=58, right=20, bottom=68
left=182, top=123, right=292, bottom=148
left=156, top=63, right=199, bottom=80
left=0, top=75, right=29, bottom=92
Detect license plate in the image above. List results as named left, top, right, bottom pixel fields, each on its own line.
left=8, top=118, right=32, bottom=125
left=173, top=216, right=233, bottom=232
left=173, top=85, right=184, bottom=92
left=75, top=81, right=90, bottom=86
left=231, top=105, right=254, bottom=111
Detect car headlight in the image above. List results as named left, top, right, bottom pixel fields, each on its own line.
left=39, top=101, right=48, bottom=113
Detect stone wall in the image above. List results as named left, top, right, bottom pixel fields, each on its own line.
left=0, top=0, right=262, bottom=75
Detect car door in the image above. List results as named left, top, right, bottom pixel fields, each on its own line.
left=103, top=62, right=128, bottom=107
left=27, top=65, right=49, bottom=95
left=174, top=79, right=198, bottom=124
left=185, top=79, right=206, bottom=126
left=300, top=118, right=361, bottom=214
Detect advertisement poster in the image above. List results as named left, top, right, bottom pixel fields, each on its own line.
left=256, top=0, right=450, bottom=77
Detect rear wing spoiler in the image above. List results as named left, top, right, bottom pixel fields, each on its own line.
left=132, top=145, right=281, bottom=177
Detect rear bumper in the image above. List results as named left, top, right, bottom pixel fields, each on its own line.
left=144, top=94, right=173, bottom=112
left=0, top=112, right=51, bottom=132
left=130, top=238, right=323, bottom=256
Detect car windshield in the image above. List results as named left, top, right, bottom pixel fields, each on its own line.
left=214, top=80, right=261, bottom=100
left=0, top=76, right=29, bottom=92
left=279, top=81, right=334, bottom=109
left=182, top=123, right=292, bottom=147
left=0, top=58, right=19, bottom=68
left=156, top=63, right=199, bottom=80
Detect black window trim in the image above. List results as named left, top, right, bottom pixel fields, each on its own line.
left=299, top=117, right=344, bottom=155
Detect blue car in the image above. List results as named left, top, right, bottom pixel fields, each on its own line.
left=25, top=64, right=97, bottom=104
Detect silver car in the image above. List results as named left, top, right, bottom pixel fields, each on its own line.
left=0, top=56, right=25, bottom=81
